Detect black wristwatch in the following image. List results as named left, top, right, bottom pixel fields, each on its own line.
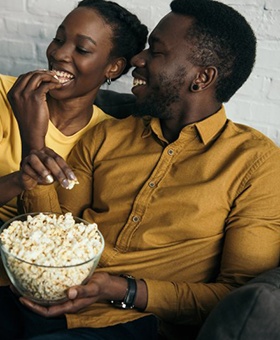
left=111, top=274, right=137, bottom=309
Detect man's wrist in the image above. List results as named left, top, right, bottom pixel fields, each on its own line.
left=110, top=274, right=137, bottom=309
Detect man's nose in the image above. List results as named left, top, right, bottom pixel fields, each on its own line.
left=131, top=49, right=147, bottom=67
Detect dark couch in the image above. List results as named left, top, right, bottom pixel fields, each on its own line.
left=95, top=89, right=136, bottom=119
left=197, top=266, right=280, bottom=340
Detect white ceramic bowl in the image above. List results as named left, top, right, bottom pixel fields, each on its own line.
left=0, top=212, right=104, bottom=306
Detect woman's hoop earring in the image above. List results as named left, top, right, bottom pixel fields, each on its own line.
left=106, top=78, right=112, bottom=85
left=191, top=83, right=199, bottom=91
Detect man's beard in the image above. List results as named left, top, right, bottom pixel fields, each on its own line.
left=133, top=68, right=186, bottom=119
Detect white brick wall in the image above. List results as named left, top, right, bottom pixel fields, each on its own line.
left=0, top=0, right=279, bottom=144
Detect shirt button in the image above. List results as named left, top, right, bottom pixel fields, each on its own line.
left=167, top=149, right=174, bottom=156
left=132, top=216, right=140, bottom=222
left=149, top=182, right=155, bottom=188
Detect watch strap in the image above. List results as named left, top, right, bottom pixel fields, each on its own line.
left=111, top=274, right=137, bottom=309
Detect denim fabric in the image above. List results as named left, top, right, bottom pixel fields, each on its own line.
left=0, top=286, right=159, bottom=340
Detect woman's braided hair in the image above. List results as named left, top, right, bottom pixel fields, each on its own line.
left=78, top=0, right=148, bottom=79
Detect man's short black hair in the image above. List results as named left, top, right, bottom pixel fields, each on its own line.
left=170, top=0, right=256, bottom=103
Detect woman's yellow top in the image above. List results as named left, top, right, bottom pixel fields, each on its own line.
left=0, top=74, right=111, bottom=221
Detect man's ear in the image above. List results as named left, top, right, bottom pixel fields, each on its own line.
left=106, top=57, right=127, bottom=80
left=191, top=66, right=218, bottom=92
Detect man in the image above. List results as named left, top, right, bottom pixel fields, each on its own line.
left=1, top=0, right=280, bottom=339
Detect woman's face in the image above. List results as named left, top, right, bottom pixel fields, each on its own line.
left=46, top=7, right=115, bottom=100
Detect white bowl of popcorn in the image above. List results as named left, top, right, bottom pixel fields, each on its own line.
left=0, top=212, right=104, bottom=306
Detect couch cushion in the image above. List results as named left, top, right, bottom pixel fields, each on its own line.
left=95, top=89, right=136, bottom=119
left=197, top=267, right=280, bottom=340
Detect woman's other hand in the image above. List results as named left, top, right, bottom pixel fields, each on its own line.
left=20, top=147, right=78, bottom=190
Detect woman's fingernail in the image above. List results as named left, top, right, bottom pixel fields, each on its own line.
left=45, top=174, right=54, bottom=183
left=69, top=172, right=77, bottom=180
left=61, top=179, right=69, bottom=188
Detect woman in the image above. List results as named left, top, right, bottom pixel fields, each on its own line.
left=0, top=0, right=147, bottom=223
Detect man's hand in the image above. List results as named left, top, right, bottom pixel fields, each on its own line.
left=19, top=272, right=112, bottom=317
left=18, top=271, right=148, bottom=318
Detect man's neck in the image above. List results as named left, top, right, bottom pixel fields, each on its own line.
left=160, top=103, right=222, bottom=143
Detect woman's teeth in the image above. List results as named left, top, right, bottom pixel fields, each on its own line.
left=53, top=70, right=74, bottom=84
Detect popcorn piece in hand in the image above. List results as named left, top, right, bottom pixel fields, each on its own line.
left=65, top=178, right=79, bottom=190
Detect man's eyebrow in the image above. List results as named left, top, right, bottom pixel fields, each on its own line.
left=148, top=34, right=164, bottom=46
left=56, top=25, right=97, bottom=45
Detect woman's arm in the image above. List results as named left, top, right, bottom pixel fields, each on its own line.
left=0, top=172, right=25, bottom=207
left=0, top=146, right=75, bottom=208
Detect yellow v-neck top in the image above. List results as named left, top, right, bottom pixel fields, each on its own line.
left=0, top=74, right=112, bottom=221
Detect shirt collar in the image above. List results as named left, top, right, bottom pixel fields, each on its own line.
left=145, top=106, right=227, bottom=145
left=193, top=105, right=227, bottom=145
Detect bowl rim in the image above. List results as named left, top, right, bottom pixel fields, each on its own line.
left=0, top=211, right=105, bottom=269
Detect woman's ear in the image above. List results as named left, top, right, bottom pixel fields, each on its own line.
left=106, top=57, right=127, bottom=81
left=190, top=66, right=218, bottom=92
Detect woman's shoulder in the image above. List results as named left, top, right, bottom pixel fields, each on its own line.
left=0, top=74, right=17, bottom=94
left=0, top=75, right=18, bottom=125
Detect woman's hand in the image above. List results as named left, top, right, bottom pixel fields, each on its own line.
left=20, top=147, right=78, bottom=190
left=7, top=70, right=62, bottom=157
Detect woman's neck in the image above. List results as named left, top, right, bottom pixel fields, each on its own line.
left=47, top=97, right=94, bottom=136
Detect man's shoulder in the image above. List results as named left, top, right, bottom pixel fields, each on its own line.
left=96, top=115, right=143, bottom=132
left=228, top=121, right=279, bottom=151
left=81, top=115, right=143, bottom=143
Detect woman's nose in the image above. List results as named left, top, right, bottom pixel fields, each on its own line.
left=50, top=44, right=72, bottom=62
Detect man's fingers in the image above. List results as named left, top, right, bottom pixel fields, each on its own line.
left=19, top=295, right=97, bottom=318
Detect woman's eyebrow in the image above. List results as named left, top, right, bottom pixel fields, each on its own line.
left=57, top=25, right=97, bottom=46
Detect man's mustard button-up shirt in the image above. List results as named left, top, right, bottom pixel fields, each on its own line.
left=23, top=106, right=280, bottom=338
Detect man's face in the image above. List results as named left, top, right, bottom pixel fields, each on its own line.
left=131, top=13, right=199, bottom=119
